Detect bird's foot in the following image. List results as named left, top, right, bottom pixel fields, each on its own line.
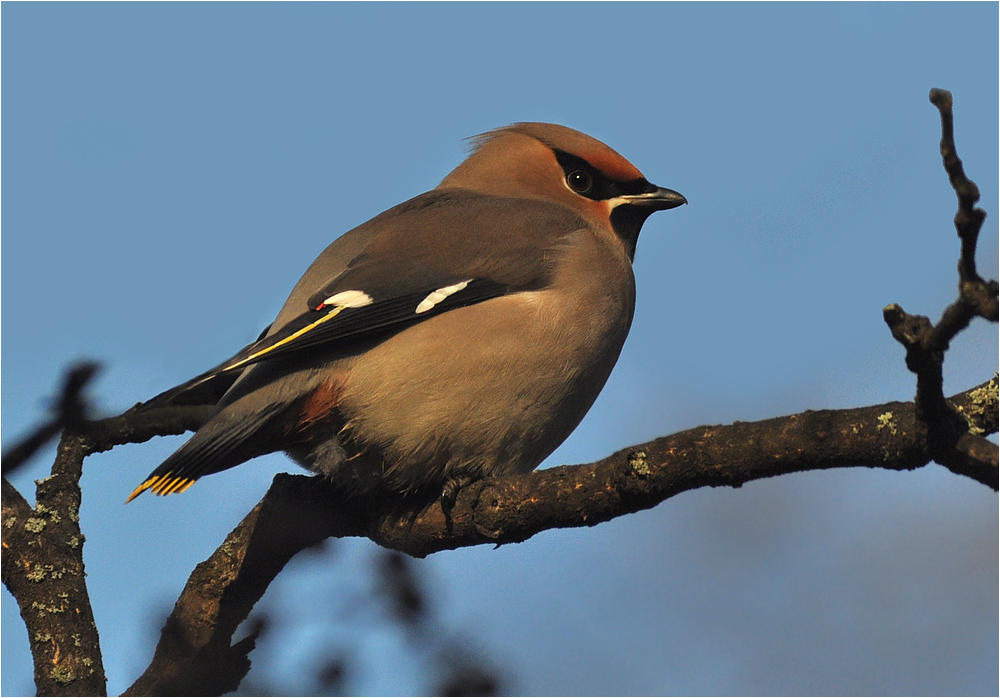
left=440, top=476, right=474, bottom=531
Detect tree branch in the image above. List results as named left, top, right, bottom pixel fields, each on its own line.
left=1, top=364, right=109, bottom=696
left=881, top=89, right=999, bottom=483
left=123, top=379, right=998, bottom=695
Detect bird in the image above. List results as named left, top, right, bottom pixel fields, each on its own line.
left=127, top=123, right=686, bottom=504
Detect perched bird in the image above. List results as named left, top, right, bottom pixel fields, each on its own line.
left=128, top=123, right=686, bottom=503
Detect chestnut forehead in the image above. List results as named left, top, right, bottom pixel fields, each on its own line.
left=494, top=123, right=646, bottom=183
left=578, top=146, right=644, bottom=182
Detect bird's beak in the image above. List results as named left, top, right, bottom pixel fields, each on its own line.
left=622, top=185, right=687, bottom=211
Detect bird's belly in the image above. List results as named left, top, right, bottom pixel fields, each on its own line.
left=332, top=286, right=633, bottom=492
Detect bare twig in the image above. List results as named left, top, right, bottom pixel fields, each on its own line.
left=882, top=89, right=999, bottom=482
left=928, top=88, right=994, bottom=301
left=2, top=362, right=99, bottom=476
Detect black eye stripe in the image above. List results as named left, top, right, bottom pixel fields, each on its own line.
left=552, top=149, right=651, bottom=201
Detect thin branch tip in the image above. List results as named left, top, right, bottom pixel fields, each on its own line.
left=929, top=87, right=952, bottom=109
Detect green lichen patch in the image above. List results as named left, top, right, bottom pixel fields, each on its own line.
left=34, top=504, right=62, bottom=523
left=627, top=450, right=651, bottom=477
left=955, top=374, right=998, bottom=436
left=31, top=600, right=67, bottom=617
left=25, top=517, right=47, bottom=533
left=876, top=412, right=898, bottom=436
left=49, top=666, right=75, bottom=685
left=26, top=565, right=50, bottom=582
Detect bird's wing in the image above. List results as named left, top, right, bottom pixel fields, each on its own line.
left=140, top=277, right=510, bottom=409
left=141, top=191, right=580, bottom=410
left=139, top=323, right=274, bottom=409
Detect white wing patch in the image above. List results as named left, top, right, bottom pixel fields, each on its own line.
left=322, top=290, right=374, bottom=308
left=415, top=280, right=471, bottom=314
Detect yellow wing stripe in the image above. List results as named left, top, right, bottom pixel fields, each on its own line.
left=216, top=305, right=349, bottom=376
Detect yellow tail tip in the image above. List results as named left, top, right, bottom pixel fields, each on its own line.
left=125, top=474, right=196, bottom=503
left=125, top=483, right=150, bottom=503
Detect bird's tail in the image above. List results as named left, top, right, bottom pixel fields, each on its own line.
left=127, top=402, right=285, bottom=502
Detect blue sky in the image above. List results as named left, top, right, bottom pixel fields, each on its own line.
left=3, top=3, right=997, bottom=695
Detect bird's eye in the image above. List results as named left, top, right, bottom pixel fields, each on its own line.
left=566, top=170, right=593, bottom=194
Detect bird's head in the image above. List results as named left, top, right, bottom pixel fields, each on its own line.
left=440, top=122, right=686, bottom=256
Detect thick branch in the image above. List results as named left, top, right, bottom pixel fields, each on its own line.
left=125, top=381, right=998, bottom=696
left=1, top=365, right=109, bottom=697
left=2, top=434, right=108, bottom=696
